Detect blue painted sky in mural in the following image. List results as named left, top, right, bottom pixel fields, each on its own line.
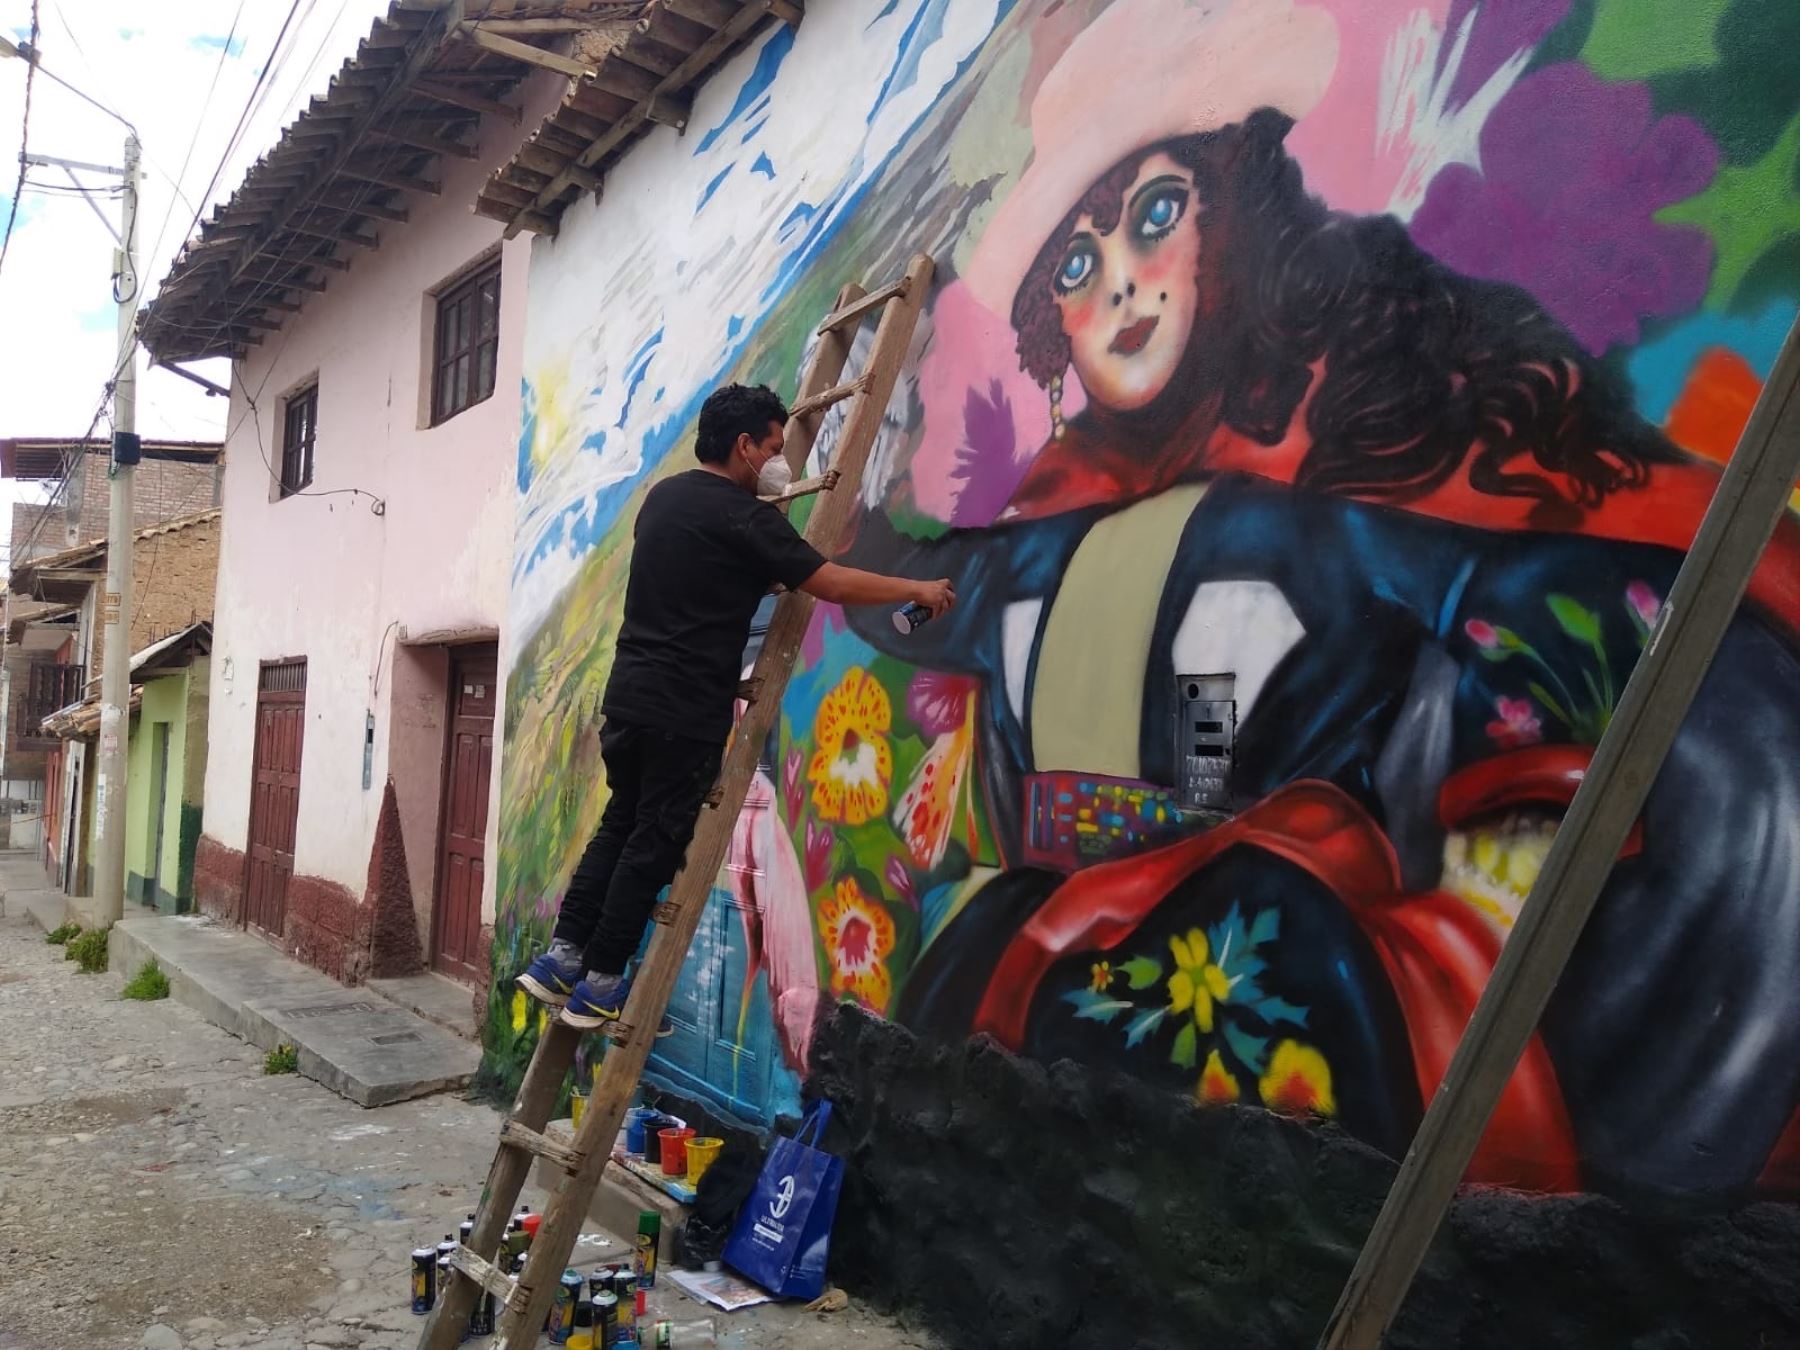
left=513, top=1, right=1011, bottom=612
left=694, top=25, right=796, bottom=154
left=752, top=153, right=776, bottom=180
left=1627, top=300, right=1796, bottom=423
left=697, top=165, right=734, bottom=214
left=616, top=329, right=664, bottom=430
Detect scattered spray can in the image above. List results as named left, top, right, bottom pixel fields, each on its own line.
left=459, top=1214, right=475, bottom=1246
left=547, top=1268, right=582, bottom=1344
left=614, top=1269, right=638, bottom=1340
left=594, top=1291, right=619, bottom=1345
left=437, top=1233, right=458, bottom=1262
left=635, top=1212, right=661, bottom=1289
left=411, top=1247, right=437, bottom=1314
left=891, top=601, right=933, bottom=634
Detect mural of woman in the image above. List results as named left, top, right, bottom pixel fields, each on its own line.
left=831, top=0, right=1800, bottom=1199
left=955, top=0, right=1800, bottom=627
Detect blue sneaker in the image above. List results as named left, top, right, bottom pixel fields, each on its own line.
left=516, top=944, right=581, bottom=1006
left=560, top=976, right=675, bottom=1037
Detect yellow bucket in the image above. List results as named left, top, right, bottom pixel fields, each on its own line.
left=570, top=1091, right=587, bottom=1132
left=686, top=1136, right=724, bottom=1187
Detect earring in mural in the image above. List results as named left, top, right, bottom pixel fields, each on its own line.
left=1049, top=373, right=1066, bottom=441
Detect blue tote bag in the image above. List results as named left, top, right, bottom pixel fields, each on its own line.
left=723, top=1100, right=844, bottom=1300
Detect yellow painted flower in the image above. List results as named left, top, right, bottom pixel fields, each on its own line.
left=1196, top=1049, right=1240, bottom=1105
left=1166, top=928, right=1232, bottom=1032
left=1259, top=1040, right=1336, bottom=1118
left=511, top=988, right=528, bottom=1034
left=818, top=878, right=896, bottom=1013
left=1089, top=961, right=1112, bottom=993
left=808, top=667, right=894, bottom=826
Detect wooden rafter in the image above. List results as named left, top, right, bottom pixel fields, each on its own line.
left=458, top=23, right=594, bottom=78
left=412, top=77, right=521, bottom=123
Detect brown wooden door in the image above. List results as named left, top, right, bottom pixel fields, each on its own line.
left=433, top=647, right=496, bottom=982
left=244, top=659, right=306, bottom=939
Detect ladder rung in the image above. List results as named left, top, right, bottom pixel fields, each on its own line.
left=790, top=374, right=869, bottom=420
left=702, top=781, right=724, bottom=808
left=448, top=1244, right=519, bottom=1307
left=499, top=1119, right=586, bottom=1171
left=652, top=899, right=680, bottom=925
left=816, top=276, right=909, bottom=335
left=737, top=676, right=764, bottom=703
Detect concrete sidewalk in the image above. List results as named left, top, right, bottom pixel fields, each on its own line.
left=1, top=854, right=478, bottom=1107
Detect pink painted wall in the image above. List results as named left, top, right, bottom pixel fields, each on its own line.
left=204, top=72, right=562, bottom=950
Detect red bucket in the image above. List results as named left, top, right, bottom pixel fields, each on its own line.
left=658, top=1127, right=696, bottom=1177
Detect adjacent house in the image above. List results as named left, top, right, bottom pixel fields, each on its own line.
left=136, top=1, right=604, bottom=992
left=0, top=437, right=222, bottom=859
left=7, top=511, right=221, bottom=898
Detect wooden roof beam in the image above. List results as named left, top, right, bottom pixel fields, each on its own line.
left=458, top=23, right=594, bottom=79
left=340, top=164, right=442, bottom=196
left=285, top=220, right=379, bottom=249
left=371, top=122, right=478, bottom=160
left=412, top=77, right=521, bottom=124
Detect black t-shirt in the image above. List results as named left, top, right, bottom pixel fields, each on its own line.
left=602, top=469, right=826, bottom=744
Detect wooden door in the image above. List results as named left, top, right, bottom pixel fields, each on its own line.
left=433, top=647, right=496, bottom=982
left=244, top=659, right=306, bottom=939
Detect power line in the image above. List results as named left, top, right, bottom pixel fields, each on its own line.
left=0, top=1, right=43, bottom=290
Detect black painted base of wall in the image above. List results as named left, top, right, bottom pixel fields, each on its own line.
left=808, top=1005, right=1800, bottom=1350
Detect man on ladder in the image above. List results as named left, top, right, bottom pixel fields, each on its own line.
left=517, top=381, right=955, bottom=1030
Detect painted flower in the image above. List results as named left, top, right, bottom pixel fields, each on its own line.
left=817, top=878, right=895, bottom=1013
left=1167, top=928, right=1232, bottom=1034
left=1259, top=1040, right=1336, bottom=1118
left=885, top=855, right=918, bottom=908
left=807, top=667, right=893, bottom=826
left=804, top=819, right=835, bottom=892
left=906, top=669, right=978, bottom=738
left=1464, top=619, right=1499, bottom=649
left=1486, top=696, right=1543, bottom=750
left=1626, top=580, right=1662, bottom=630
left=783, top=746, right=805, bottom=821
left=511, top=988, right=529, bottom=1035
left=1196, top=1048, right=1241, bottom=1105
left=1089, top=961, right=1113, bottom=993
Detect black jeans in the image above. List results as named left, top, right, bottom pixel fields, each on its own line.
left=551, top=721, right=723, bottom=976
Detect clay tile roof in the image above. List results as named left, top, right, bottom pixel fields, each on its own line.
left=475, top=0, right=799, bottom=238
left=140, top=2, right=646, bottom=365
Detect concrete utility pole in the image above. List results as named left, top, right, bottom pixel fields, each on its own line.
left=92, top=130, right=140, bottom=924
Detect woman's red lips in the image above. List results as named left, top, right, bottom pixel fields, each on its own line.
left=1110, top=315, right=1158, bottom=355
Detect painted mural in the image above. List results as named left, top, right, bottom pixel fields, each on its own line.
left=495, top=0, right=1800, bottom=1200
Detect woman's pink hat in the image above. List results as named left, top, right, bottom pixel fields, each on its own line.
left=963, top=0, right=1339, bottom=317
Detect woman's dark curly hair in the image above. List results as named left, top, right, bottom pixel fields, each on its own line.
left=1010, top=108, right=1679, bottom=510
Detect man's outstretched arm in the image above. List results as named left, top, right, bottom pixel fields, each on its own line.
left=800, top=562, right=955, bottom=617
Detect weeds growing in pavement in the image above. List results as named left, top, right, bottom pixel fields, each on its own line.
left=264, top=1043, right=299, bottom=1075
left=68, top=927, right=110, bottom=974
left=44, top=922, right=80, bottom=944
left=121, top=959, right=170, bottom=1001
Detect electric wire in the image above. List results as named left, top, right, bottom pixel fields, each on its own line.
left=0, top=0, right=43, bottom=290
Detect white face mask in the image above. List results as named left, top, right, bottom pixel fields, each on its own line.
left=755, top=452, right=793, bottom=496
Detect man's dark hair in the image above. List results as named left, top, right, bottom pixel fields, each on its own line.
left=695, top=384, right=789, bottom=464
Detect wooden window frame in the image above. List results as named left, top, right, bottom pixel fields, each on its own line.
left=279, top=382, right=318, bottom=499
left=430, top=259, right=502, bottom=426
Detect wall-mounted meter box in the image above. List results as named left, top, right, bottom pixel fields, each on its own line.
left=1177, top=673, right=1236, bottom=810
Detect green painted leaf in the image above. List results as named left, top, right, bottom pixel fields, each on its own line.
left=1547, top=594, right=1602, bottom=645
left=1171, top=1021, right=1198, bottom=1070
left=1252, top=993, right=1310, bottom=1028
left=1118, top=956, right=1164, bottom=990
left=1527, top=681, right=1573, bottom=728
left=1492, top=625, right=1531, bottom=652
left=1223, top=1022, right=1270, bottom=1076
left=1124, top=1007, right=1167, bottom=1049
left=1061, top=987, right=1132, bottom=1023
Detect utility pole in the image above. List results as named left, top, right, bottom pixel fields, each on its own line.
left=92, top=130, right=140, bottom=924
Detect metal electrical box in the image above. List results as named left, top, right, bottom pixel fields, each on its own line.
left=1177, top=673, right=1236, bottom=810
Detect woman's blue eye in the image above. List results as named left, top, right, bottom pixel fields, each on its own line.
left=1056, top=244, right=1096, bottom=294
left=1136, top=188, right=1185, bottom=239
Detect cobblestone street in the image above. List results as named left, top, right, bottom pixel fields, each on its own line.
left=0, top=883, right=935, bottom=1350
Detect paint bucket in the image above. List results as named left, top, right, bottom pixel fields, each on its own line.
left=659, top=1127, right=695, bottom=1177
left=685, top=1137, right=723, bottom=1188
left=625, top=1107, right=652, bottom=1154
left=570, top=1090, right=587, bottom=1133
left=642, top=1115, right=674, bottom=1166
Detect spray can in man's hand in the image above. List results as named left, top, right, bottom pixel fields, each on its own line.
left=892, top=601, right=933, bottom=634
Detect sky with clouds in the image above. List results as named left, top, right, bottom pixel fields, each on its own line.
left=0, top=0, right=393, bottom=531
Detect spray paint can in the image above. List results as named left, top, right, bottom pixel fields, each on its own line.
left=459, top=1214, right=475, bottom=1246
left=635, top=1212, right=660, bottom=1289
left=468, top=1285, right=496, bottom=1339
left=438, top=1233, right=458, bottom=1263
left=547, top=1268, right=582, bottom=1344
left=594, top=1291, right=619, bottom=1346
left=892, top=601, right=933, bottom=634
left=411, top=1247, right=437, bottom=1314
left=613, top=1269, right=637, bottom=1340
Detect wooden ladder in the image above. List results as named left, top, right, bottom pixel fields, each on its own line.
left=419, top=252, right=935, bottom=1350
